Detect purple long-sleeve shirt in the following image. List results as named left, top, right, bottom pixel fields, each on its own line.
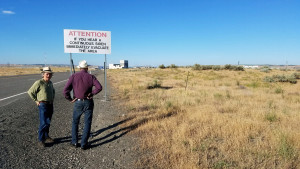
left=63, top=69, right=102, bottom=101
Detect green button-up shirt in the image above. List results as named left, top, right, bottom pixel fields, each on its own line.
left=28, top=79, right=55, bottom=102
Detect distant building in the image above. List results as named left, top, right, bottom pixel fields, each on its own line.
left=108, top=63, right=121, bottom=69
left=89, top=66, right=99, bottom=70
left=243, top=65, right=259, bottom=69
left=120, top=60, right=128, bottom=68
left=109, top=60, right=129, bottom=69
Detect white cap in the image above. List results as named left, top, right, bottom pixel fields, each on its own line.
left=77, top=60, right=88, bottom=68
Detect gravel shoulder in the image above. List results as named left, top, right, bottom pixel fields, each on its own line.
left=0, top=70, right=138, bottom=169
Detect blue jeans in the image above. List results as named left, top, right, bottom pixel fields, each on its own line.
left=38, top=103, right=53, bottom=142
left=72, top=99, right=94, bottom=147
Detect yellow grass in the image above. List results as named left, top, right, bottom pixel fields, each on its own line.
left=0, top=66, right=74, bottom=76
left=109, top=68, right=300, bottom=168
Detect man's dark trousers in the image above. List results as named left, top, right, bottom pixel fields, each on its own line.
left=38, top=103, right=53, bottom=142
left=71, top=99, right=94, bottom=147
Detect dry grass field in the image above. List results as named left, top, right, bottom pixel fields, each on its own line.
left=108, top=68, right=300, bottom=168
left=0, top=66, right=73, bottom=76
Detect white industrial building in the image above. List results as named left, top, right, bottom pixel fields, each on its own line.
left=109, top=60, right=128, bottom=69
left=243, top=65, right=259, bottom=69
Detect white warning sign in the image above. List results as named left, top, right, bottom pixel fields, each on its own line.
left=64, top=29, right=111, bottom=54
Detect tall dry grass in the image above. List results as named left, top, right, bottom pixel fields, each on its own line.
left=108, top=68, right=300, bottom=168
left=0, top=66, right=72, bottom=76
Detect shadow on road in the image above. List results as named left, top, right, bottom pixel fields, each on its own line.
left=52, top=117, right=134, bottom=148
left=53, top=136, right=72, bottom=144
left=90, top=118, right=132, bottom=138
left=89, top=109, right=178, bottom=149
left=53, top=106, right=178, bottom=149
left=89, top=117, right=134, bottom=148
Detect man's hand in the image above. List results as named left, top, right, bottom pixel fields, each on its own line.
left=36, top=101, right=40, bottom=106
left=71, top=98, right=78, bottom=103
left=87, top=93, right=93, bottom=99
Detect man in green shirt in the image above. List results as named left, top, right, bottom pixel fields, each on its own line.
left=28, top=67, right=55, bottom=148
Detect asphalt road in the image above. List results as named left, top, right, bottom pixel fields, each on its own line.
left=0, top=70, right=137, bottom=168
left=0, top=72, right=70, bottom=107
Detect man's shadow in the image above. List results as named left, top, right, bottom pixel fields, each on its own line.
left=88, top=109, right=177, bottom=148
left=51, top=117, right=134, bottom=148
left=52, top=108, right=177, bottom=148
left=88, top=117, right=135, bottom=148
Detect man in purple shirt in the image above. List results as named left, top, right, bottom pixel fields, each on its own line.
left=63, top=60, right=102, bottom=150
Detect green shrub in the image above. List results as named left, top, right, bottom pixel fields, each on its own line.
left=212, top=65, right=221, bottom=70
left=234, top=66, right=245, bottom=71
left=202, top=65, right=213, bottom=70
left=192, top=64, right=219, bottom=71
left=147, top=79, right=161, bottom=89
left=192, top=64, right=243, bottom=71
left=123, top=88, right=129, bottom=97
left=260, top=67, right=271, bottom=73
left=192, top=64, right=201, bottom=70
left=275, top=87, right=283, bottom=94
left=247, top=81, right=259, bottom=88
left=278, top=135, right=297, bottom=159
left=263, top=76, right=274, bottom=83
left=168, top=64, right=178, bottom=68
left=263, top=74, right=297, bottom=84
left=293, top=72, right=300, bottom=79
left=288, top=78, right=297, bottom=84
left=224, top=64, right=233, bottom=70
left=159, top=64, right=166, bottom=69
left=224, top=64, right=244, bottom=71
left=265, top=113, right=278, bottom=122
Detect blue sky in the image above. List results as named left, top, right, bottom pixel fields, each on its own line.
left=1, top=0, right=299, bottom=67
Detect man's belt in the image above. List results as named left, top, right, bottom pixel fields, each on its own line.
left=77, top=98, right=90, bottom=101
left=39, top=101, right=53, bottom=104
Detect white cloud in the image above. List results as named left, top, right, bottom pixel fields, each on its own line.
left=2, top=10, right=15, bottom=15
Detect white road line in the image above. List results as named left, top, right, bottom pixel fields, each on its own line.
left=53, top=79, right=68, bottom=85
left=0, top=79, right=68, bottom=102
left=0, top=92, right=27, bottom=101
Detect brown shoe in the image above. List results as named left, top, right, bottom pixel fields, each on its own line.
left=38, top=141, right=45, bottom=148
left=45, top=137, right=54, bottom=143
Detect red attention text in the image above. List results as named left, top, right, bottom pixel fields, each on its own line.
left=68, top=31, right=107, bottom=37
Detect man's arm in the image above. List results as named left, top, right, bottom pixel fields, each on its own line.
left=91, top=76, right=102, bottom=96
left=63, top=76, right=74, bottom=101
left=28, top=80, right=40, bottom=104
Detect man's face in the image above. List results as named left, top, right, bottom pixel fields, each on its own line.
left=43, top=72, right=52, bottom=82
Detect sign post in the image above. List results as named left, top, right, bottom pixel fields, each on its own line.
left=64, top=29, right=111, bottom=101
left=69, top=53, right=75, bottom=98
left=104, top=54, right=107, bottom=100
left=69, top=53, right=75, bottom=75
